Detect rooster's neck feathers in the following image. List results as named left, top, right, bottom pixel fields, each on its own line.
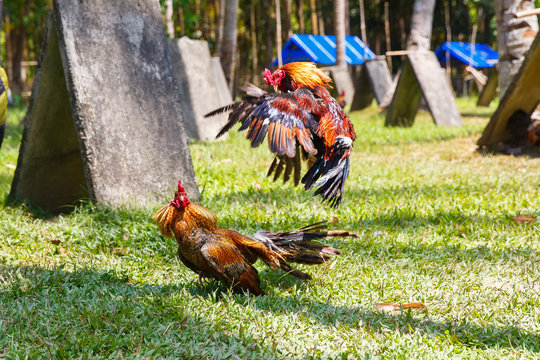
left=152, top=202, right=218, bottom=239
left=279, top=62, right=333, bottom=91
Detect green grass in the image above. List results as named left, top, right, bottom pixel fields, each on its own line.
left=1, top=97, right=539, bottom=359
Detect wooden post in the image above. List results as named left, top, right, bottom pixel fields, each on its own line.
left=276, top=0, right=283, bottom=67
left=384, top=1, right=392, bottom=72
left=444, top=1, right=451, bottom=82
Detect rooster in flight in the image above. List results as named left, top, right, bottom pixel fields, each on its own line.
left=153, top=180, right=358, bottom=295
left=206, top=62, right=356, bottom=207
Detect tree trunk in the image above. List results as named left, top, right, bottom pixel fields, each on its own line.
left=6, top=9, right=26, bottom=94
left=178, top=4, right=185, bottom=37
left=216, top=0, right=225, bottom=56
left=335, top=0, right=346, bottom=67
left=444, top=1, right=451, bottom=80
left=165, top=0, right=174, bottom=38
left=265, top=6, right=275, bottom=68
left=221, top=0, right=239, bottom=88
left=399, top=0, right=407, bottom=49
left=406, top=0, right=436, bottom=50
left=251, top=2, right=259, bottom=84
left=359, top=0, right=368, bottom=45
left=309, top=0, right=318, bottom=35
left=283, top=0, right=292, bottom=38
left=384, top=1, right=391, bottom=71
left=344, top=0, right=350, bottom=35
left=296, top=0, right=305, bottom=34
left=317, top=0, right=325, bottom=35
left=494, top=0, right=539, bottom=95
left=276, top=0, right=283, bottom=67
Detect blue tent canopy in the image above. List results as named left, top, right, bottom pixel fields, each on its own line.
left=271, top=34, right=376, bottom=67
left=435, top=42, right=498, bottom=68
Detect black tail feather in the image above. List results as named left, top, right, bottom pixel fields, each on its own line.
left=302, top=156, right=350, bottom=208
left=252, top=222, right=358, bottom=274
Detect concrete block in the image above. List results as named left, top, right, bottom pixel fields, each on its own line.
left=10, top=0, right=198, bottom=212
left=168, top=37, right=231, bottom=140
left=386, top=51, right=462, bottom=127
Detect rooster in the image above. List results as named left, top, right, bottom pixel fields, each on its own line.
left=206, top=62, right=356, bottom=207
left=337, top=90, right=346, bottom=109
left=153, top=180, right=358, bottom=295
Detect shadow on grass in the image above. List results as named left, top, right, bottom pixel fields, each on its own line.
left=2, top=264, right=538, bottom=355
left=0, top=264, right=280, bottom=358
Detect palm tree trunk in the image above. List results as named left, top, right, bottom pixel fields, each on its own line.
left=165, top=0, right=174, bottom=38
left=309, top=0, right=318, bottom=35
left=407, top=0, right=436, bottom=50
left=177, top=4, right=185, bottom=37
left=296, top=0, right=305, bottom=34
left=216, top=0, right=226, bottom=56
left=221, top=0, right=239, bottom=88
left=251, top=2, right=259, bottom=84
left=335, top=0, right=346, bottom=67
left=276, top=0, right=283, bottom=67
left=283, top=0, right=292, bottom=38
left=359, top=0, right=368, bottom=45
left=494, top=0, right=539, bottom=95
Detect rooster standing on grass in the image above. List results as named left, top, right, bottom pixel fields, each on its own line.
left=153, top=180, right=358, bottom=295
left=206, top=62, right=356, bottom=208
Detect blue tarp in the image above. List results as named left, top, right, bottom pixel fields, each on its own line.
left=435, top=42, right=498, bottom=68
left=271, top=34, right=376, bottom=67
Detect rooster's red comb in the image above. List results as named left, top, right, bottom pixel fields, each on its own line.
left=177, top=180, right=185, bottom=193
left=171, top=180, right=190, bottom=209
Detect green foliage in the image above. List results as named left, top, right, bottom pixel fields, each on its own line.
left=1, top=99, right=540, bottom=358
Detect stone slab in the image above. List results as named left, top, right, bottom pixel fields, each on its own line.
left=349, top=64, right=374, bottom=111
left=211, top=57, right=233, bottom=105
left=10, top=0, right=198, bottom=212
left=350, top=57, right=393, bottom=111
left=330, top=67, right=355, bottom=106
left=386, top=51, right=462, bottom=127
left=169, top=37, right=230, bottom=140
left=478, top=33, right=540, bottom=146
left=365, top=57, right=393, bottom=104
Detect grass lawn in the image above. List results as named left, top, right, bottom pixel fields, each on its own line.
left=1, top=98, right=539, bottom=359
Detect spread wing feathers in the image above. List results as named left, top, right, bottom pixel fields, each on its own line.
left=302, top=137, right=353, bottom=208
left=267, top=148, right=303, bottom=186
left=208, top=87, right=323, bottom=157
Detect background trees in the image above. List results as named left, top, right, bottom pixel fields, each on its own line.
left=1, top=0, right=534, bottom=98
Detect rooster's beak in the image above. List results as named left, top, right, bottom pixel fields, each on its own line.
left=273, top=85, right=278, bottom=92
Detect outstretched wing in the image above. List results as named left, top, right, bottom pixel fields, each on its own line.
left=207, top=87, right=324, bottom=158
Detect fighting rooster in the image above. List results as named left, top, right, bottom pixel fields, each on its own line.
left=206, top=62, right=356, bottom=207
left=153, top=180, right=358, bottom=295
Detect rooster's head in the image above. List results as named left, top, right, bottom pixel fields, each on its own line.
left=264, top=62, right=332, bottom=92
left=170, top=180, right=190, bottom=209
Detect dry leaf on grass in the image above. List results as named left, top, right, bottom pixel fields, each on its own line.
left=58, top=248, right=72, bottom=256
left=512, top=215, right=537, bottom=225
left=50, top=239, right=61, bottom=245
left=375, top=302, right=426, bottom=312
left=113, top=247, right=128, bottom=256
